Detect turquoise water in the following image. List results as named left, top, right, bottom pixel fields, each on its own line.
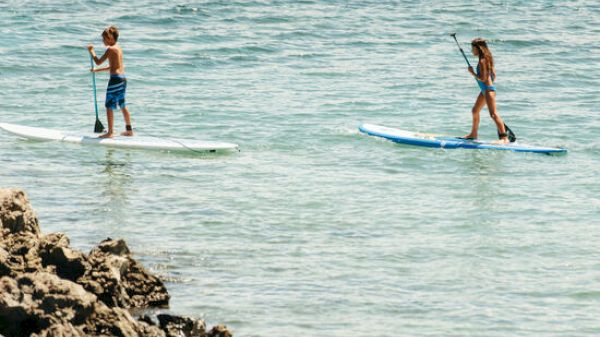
left=1, top=1, right=599, bottom=336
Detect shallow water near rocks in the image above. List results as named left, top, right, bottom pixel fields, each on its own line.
left=1, top=1, right=599, bottom=336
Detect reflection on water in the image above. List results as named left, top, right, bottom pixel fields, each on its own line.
left=98, top=149, right=134, bottom=230
left=454, top=151, right=509, bottom=221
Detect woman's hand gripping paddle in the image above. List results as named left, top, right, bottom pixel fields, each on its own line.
left=450, top=33, right=516, bottom=142
left=90, top=55, right=104, bottom=133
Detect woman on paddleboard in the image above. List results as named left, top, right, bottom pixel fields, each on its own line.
left=463, top=38, right=509, bottom=144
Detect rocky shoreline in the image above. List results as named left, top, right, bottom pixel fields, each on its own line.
left=0, top=188, right=232, bottom=337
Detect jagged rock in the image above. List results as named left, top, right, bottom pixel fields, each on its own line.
left=0, top=232, right=45, bottom=277
left=79, top=238, right=169, bottom=308
left=0, top=272, right=165, bottom=337
left=31, top=322, right=83, bottom=337
left=207, top=325, right=232, bottom=337
left=47, top=247, right=90, bottom=282
left=39, top=233, right=71, bottom=255
left=157, top=314, right=206, bottom=337
left=0, top=189, right=40, bottom=236
left=0, top=272, right=96, bottom=336
left=122, top=261, right=169, bottom=308
left=93, top=238, right=131, bottom=256
left=0, top=189, right=231, bottom=337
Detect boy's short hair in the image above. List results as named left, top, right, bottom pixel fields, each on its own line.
left=102, top=26, right=119, bottom=42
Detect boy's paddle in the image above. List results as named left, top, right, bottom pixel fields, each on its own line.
left=90, top=55, right=104, bottom=133
left=450, top=33, right=516, bottom=142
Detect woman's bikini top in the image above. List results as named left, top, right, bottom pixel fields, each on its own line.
left=476, top=63, right=496, bottom=92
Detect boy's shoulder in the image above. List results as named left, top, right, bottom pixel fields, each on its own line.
left=107, top=44, right=122, bottom=52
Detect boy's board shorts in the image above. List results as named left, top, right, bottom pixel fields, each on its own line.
left=105, top=74, right=127, bottom=110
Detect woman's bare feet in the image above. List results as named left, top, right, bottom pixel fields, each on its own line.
left=492, top=137, right=509, bottom=145
left=120, top=130, right=134, bottom=137
left=99, top=132, right=113, bottom=139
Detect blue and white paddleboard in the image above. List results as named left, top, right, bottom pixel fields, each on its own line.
left=359, top=123, right=566, bottom=154
left=0, top=123, right=238, bottom=153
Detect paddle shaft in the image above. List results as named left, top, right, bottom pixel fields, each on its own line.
left=451, top=34, right=472, bottom=69
left=90, top=55, right=99, bottom=118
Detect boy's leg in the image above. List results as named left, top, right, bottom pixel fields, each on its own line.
left=120, top=107, right=134, bottom=136
left=99, top=108, right=114, bottom=138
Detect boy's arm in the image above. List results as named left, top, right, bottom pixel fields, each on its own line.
left=87, top=45, right=110, bottom=66
left=92, top=67, right=111, bottom=73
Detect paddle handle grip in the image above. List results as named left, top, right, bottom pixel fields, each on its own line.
left=452, top=35, right=472, bottom=68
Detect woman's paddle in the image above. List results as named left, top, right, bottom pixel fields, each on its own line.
left=90, top=55, right=104, bottom=133
left=450, top=33, right=516, bottom=142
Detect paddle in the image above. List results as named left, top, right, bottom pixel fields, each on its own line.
left=90, top=55, right=104, bottom=133
left=450, top=33, right=516, bottom=142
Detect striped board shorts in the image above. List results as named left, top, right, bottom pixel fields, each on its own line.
left=105, top=74, right=127, bottom=110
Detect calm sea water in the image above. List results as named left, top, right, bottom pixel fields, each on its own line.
left=1, top=1, right=599, bottom=336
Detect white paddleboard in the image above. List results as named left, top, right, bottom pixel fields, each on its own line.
left=0, top=123, right=238, bottom=152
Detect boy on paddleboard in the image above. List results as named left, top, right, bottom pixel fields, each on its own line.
left=87, top=26, right=133, bottom=138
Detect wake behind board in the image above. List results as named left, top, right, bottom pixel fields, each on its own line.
left=359, top=123, right=566, bottom=154
left=0, top=123, right=238, bottom=152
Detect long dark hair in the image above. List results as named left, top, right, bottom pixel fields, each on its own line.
left=471, top=38, right=494, bottom=75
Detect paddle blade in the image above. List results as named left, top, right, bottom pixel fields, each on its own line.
left=498, top=123, right=517, bottom=142
left=94, top=118, right=105, bottom=133
left=504, top=123, right=517, bottom=142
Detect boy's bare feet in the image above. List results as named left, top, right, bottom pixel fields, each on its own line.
left=120, top=130, right=134, bottom=137
left=99, top=132, right=113, bottom=139
left=492, top=137, right=509, bottom=145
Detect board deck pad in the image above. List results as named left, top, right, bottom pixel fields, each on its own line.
left=0, top=123, right=238, bottom=152
left=359, top=123, right=566, bottom=154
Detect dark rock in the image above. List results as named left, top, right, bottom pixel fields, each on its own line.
left=157, top=314, right=206, bottom=337
left=0, top=272, right=95, bottom=336
left=93, top=238, right=131, bottom=256
left=0, top=232, right=45, bottom=277
left=0, top=189, right=231, bottom=337
left=79, top=238, right=169, bottom=308
left=0, top=272, right=165, bottom=337
left=0, top=189, right=40, bottom=236
left=46, top=246, right=90, bottom=282
left=123, top=261, right=169, bottom=308
left=207, top=325, right=232, bottom=337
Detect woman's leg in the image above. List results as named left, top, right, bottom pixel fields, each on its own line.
left=465, top=92, right=486, bottom=139
left=484, top=91, right=508, bottom=143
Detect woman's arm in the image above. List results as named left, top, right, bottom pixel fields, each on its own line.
left=468, top=60, right=490, bottom=82
left=476, top=60, right=491, bottom=82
